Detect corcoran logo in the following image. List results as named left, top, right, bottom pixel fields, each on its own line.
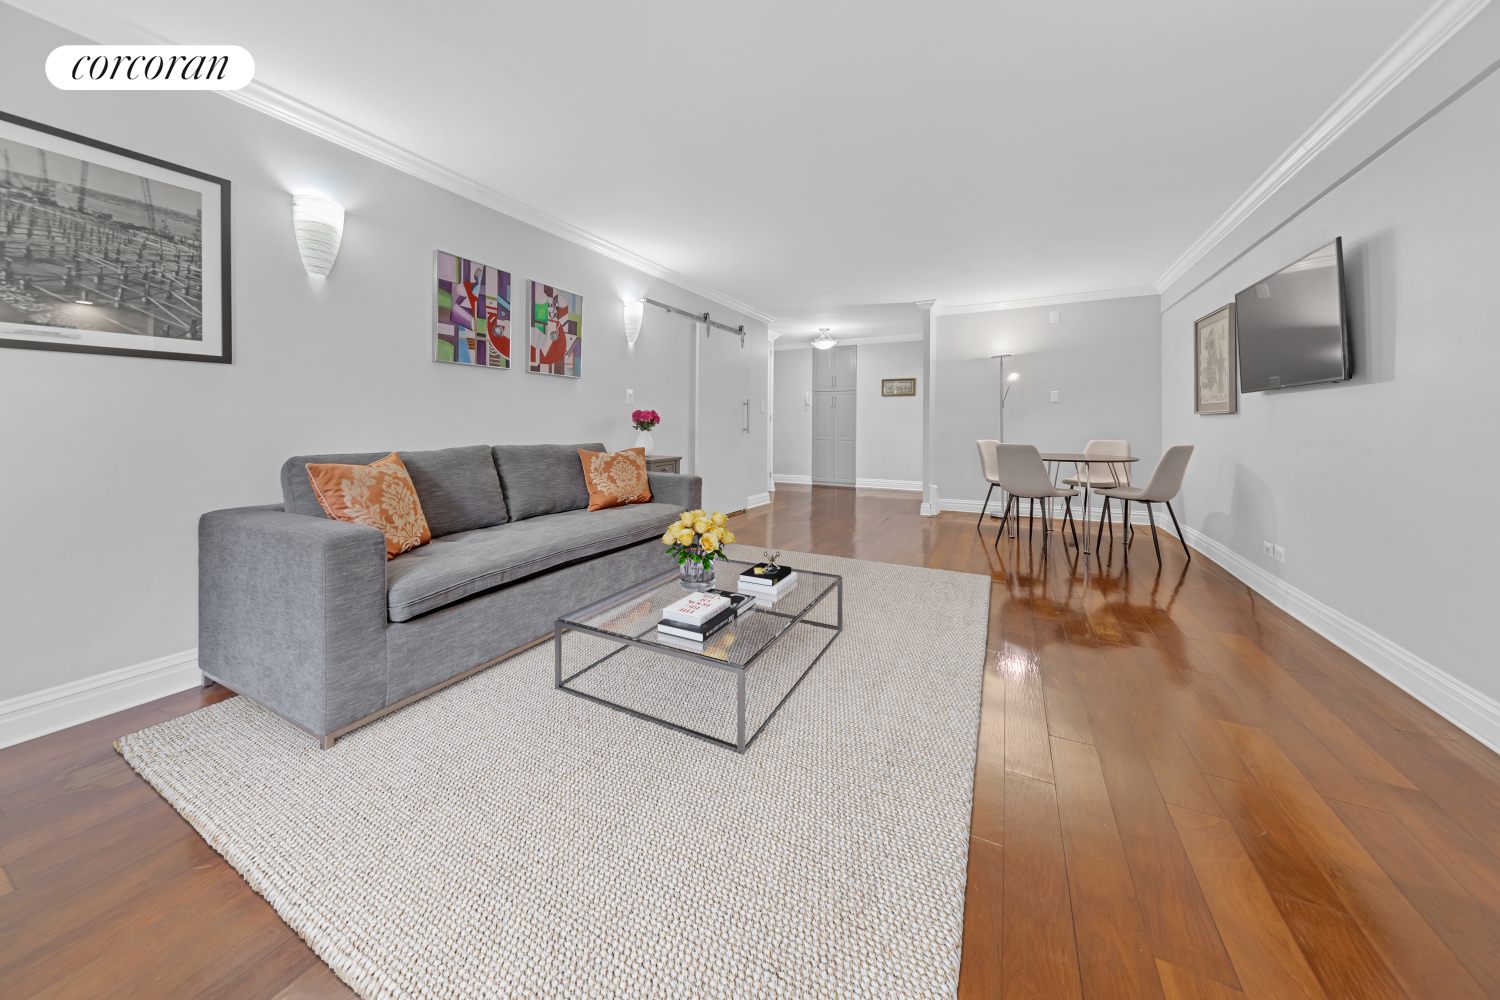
left=46, top=45, right=255, bottom=90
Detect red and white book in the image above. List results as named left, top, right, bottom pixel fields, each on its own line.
left=662, top=591, right=731, bottom=625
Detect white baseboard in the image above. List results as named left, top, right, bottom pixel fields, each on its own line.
left=745, top=492, right=772, bottom=509
left=854, top=478, right=923, bottom=491
left=0, top=648, right=202, bottom=750
left=1168, top=523, right=1500, bottom=754
left=771, top=474, right=812, bottom=485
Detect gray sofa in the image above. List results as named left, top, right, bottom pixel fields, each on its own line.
left=199, top=443, right=700, bottom=747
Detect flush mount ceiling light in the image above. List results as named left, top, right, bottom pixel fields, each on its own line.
left=622, top=299, right=644, bottom=345
left=811, top=328, right=838, bottom=350
left=292, top=193, right=344, bottom=276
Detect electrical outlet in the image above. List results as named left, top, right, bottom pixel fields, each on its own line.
left=1262, top=540, right=1274, bottom=557
left=804, top=391, right=811, bottom=408
left=1274, top=544, right=1286, bottom=563
left=1049, top=310, right=1060, bottom=324
left=1050, top=390, right=1059, bottom=403
left=627, top=389, right=634, bottom=403
left=761, top=401, right=766, bottom=412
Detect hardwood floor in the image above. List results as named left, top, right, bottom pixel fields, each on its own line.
left=3, top=482, right=1498, bottom=998
left=735, top=485, right=1500, bottom=1000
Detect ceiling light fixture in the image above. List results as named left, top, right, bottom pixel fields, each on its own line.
left=292, top=193, right=344, bottom=276
left=811, top=328, right=838, bottom=350
left=622, top=299, right=644, bottom=345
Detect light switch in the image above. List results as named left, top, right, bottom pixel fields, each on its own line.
left=1050, top=390, right=1059, bottom=403
left=761, top=401, right=766, bottom=413
left=1049, top=310, right=1060, bottom=324
left=804, top=391, right=811, bottom=408
left=627, top=389, right=634, bottom=403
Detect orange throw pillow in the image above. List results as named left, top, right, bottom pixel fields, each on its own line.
left=578, top=447, right=653, bottom=511
left=306, top=452, right=432, bottom=559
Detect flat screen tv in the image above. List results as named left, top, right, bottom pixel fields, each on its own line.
left=1235, top=237, right=1351, bottom=392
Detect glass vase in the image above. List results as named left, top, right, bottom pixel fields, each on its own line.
left=677, top=550, right=715, bottom=591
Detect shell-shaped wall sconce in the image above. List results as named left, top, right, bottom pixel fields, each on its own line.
left=292, top=194, right=344, bottom=276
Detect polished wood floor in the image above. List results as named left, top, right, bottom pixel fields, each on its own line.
left=3, top=483, right=1498, bottom=998
left=736, top=485, right=1500, bottom=1000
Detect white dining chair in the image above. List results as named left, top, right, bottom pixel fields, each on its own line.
left=1061, top=439, right=1131, bottom=546
left=992, top=444, right=1080, bottom=548
left=1092, top=445, right=1194, bottom=563
left=974, top=439, right=1004, bottom=528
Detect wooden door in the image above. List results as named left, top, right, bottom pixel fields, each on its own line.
left=833, top=345, right=857, bottom=390
left=833, top=391, right=856, bottom=483
left=812, top=347, right=835, bottom=389
left=812, top=392, right=835, bottom=482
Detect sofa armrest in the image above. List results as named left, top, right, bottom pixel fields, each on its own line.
left=648, top=472, right=702, bottom=512
left=199, top=505, right=388, bottom=739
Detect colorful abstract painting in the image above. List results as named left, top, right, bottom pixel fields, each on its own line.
left=529, top=281, right=582, bottom=378
left=435, top=252, right=510, bottom=368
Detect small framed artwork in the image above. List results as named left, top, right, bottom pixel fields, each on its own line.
left=881, top=378, right=916, bottom=397
left=529, top=281, right=582, bottom=377
left=0, top=111, right=231, bottom=363
left=435, top=251, right=510, bottom=368
left=1194, top=304, right=1236, bottom=414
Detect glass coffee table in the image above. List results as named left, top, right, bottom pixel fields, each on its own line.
left=554, top=559, right=843, bottom=752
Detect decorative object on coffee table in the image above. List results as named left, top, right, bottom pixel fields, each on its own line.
left=631, top=409, right=660, bottom=454
left=662, top=509, right=735, bottom=590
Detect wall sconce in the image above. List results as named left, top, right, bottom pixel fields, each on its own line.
left=811, top=328, right=837, bottom=350
left=623, top=299, right=644, bottom=345
left=292, top=194, right=344, bottom=276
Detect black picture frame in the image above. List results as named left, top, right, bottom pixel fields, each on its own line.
left=0, top=110, right=232, bottom=364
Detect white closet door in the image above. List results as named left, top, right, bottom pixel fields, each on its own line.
left=833, top=391, right=856, bottom=484
left=811, top=393, right=835, bottom=483
left=695, top=324, right=752, bottom=513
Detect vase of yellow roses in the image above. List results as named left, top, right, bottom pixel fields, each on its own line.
left=662, top=508, right=736, bottom=590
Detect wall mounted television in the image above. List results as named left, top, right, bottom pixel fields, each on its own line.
left=1235, top=237, right=1352, bottom=392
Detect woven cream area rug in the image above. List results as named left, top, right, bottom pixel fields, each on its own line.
left=118, top=548, right=988, bottom=999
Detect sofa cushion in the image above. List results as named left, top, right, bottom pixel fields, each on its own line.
left=306, top=452, right=432, bottom=558
left=281, top=445, right=508, bottom=535
left=384, top=501, right=683, bottom=622
left=491, top=443, right=602, bottom=521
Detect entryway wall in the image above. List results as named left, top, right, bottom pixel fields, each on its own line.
left=772, top=340, right=923, bottom=490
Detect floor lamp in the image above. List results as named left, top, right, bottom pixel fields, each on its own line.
left=989, top=354, right=1020, bottom=522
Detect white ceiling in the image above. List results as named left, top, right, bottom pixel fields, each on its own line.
left=16, top=0, right=1438, bottom=339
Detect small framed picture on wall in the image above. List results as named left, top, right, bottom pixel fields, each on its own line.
left=881, top=378, right=916, bottom=397
left=1193, top=304, right=1236, bottom=414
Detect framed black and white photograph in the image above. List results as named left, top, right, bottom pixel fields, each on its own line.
left=0, top=111, right=231, bottom=364
left=1193, top=303, right=1235, bottom=414
left=881, top=378, right=916, bottom=397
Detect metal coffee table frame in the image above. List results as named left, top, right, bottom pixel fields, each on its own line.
left=553, top=562, right=843, bottom=753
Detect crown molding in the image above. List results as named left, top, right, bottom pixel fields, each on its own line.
left=4, top=0, right=776, bottom=325
left=1154, top=0, right=1493, bottom=294
left=943, top=286, right=1158, bottom=316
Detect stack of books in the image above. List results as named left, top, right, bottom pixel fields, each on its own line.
left=656, top=591, right=743, bottom=653
left=738, top=564, right=798, bottom=606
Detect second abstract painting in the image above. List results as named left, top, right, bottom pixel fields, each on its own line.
left=529, top=281, right=582, bottom=377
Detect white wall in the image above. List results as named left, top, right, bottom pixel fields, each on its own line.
left=854, top=341, right=923, bottom=487
left=0, top=5, right=765, bottom=716
left=773, top=348, right=812, bottom=479
left=1161, top=68, right=1500, bottom=744
left=932, top=296, right=1163, bottom=510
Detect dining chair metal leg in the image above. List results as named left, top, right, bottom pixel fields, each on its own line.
left=1107, top=497, right=1115, bottom=540
left=1095, top=498, right=1108, bottom=552
left=1165, top=501, right=1191, bottom=561
left=1028, top=498, right=1035, bottom=540
left=995, top=495, right=1013, bottom=546
left=977, top=484, right=995, bottom=528
left=1065, top=498, right=1079, bottom=548
left=1146, top=502, right=1162, bottom=564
